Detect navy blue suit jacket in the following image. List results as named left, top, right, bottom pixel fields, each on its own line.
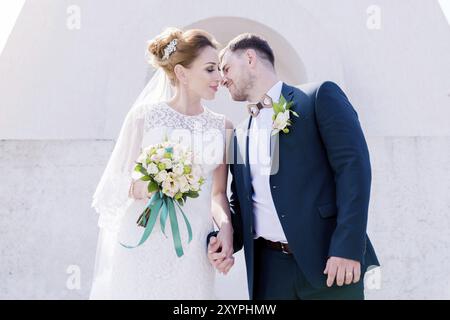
left=210, top=81, right=379, bottom=299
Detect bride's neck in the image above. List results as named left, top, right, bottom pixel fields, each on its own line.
left=167, top=88, right=203, bottom=116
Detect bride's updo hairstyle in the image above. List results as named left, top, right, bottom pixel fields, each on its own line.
left=147, top=27, right=220, bottom=86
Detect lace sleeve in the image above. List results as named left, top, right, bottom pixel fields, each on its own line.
left=91, top=105, right=146, bottom=230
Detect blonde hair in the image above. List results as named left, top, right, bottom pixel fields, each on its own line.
left=147, top=27, right=220, bottom=86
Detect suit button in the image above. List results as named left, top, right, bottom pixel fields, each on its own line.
left=272, top=185, right=277, bottom=189
left=280, top=214, right=286, bottom=218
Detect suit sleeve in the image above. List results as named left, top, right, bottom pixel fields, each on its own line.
left=315, top=81, right=371, bottom=263
left=229, top=160, right=244, bottom=253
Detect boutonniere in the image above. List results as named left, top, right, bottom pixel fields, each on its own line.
left=271, top=95, right=299, bottom=136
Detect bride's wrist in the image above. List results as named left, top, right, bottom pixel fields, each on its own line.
left=219, top=221, right=233, bottom=233
left=129, top=180, right=136, bottom=198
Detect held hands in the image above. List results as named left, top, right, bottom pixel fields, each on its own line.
left=132, top=178, right=236, bottom=274
left=207, top=225, right=235, bottom=275
left=324, top=256, right=361, bottom=287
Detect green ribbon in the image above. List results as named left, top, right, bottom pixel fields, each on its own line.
left=120, top=191, right=193, bottom=258
left=160, top=198, right=169, bottom=238
left=174, top=200, right=193, bottom=244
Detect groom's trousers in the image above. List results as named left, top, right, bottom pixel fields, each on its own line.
left=253, top=237, right=365, bottom=300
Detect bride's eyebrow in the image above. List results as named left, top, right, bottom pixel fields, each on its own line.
left=205, top=62, right=217, bottom=66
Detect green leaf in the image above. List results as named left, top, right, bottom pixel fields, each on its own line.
left=291, top=111, right=299, bottom=117
left=272, top=102, right=283, bottom=114
left=140, top=175, right=151, bottom=181
left=135, top=164, right=147, bottom=176
left=148, top=180, right=159, bottom=193
left=286, top=101, right=294, bottom=110
left=186, top=191, right=199, bottom=198
left=174, top=192, right=183, bottom=200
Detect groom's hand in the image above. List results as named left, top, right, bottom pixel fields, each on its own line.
left=324, top=257, right=361, bottom=287
left=207, top=236, right=235, bottom=275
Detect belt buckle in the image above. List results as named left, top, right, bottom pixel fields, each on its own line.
left=280, top=243, right=290, bottom=254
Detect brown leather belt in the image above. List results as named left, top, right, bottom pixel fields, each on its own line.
left=256, top=237, right=293, bottom=255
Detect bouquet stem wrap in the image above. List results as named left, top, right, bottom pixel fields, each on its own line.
left=121, top=190, right=193, bottom=257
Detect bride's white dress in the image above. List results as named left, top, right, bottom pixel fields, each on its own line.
left=90, top=102, right=226, bottom=299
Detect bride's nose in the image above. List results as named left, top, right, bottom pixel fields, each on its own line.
left=215, top=73, right=223, bottom=84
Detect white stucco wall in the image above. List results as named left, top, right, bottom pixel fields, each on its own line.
left=0, top=0, right=449, bottom=299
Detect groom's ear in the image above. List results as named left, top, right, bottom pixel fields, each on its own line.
left=245, top=49, right=257, bottom=67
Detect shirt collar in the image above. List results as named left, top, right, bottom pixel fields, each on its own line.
left=266, top=80, right=283, bottom=103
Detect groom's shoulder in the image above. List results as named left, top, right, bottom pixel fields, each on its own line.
left=285, top=81, right=345, bottom=100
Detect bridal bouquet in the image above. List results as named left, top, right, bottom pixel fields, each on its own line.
left=121, top=140, right=205, bottom=257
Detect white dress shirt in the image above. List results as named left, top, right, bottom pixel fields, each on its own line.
left=248, top=80, right=288, bottom=243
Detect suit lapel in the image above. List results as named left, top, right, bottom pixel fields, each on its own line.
left=244, top=116, right=253, bottom=193
left=269, top=83, right=295, bottom=176
left=241, top=83, right=295, bottom=189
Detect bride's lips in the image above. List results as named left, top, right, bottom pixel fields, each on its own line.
left=210, top=85, right=218, bottom=92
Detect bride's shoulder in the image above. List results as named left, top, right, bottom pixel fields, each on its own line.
left=203, top=106, right=223, bottom=118
left=203, top=107, right=230, bottom=129
left=130, top=101, right=166, bottom=119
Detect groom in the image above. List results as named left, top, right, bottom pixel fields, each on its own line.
left=207, top=34, right=379, bottom=300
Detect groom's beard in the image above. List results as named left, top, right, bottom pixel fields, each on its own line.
left=230, top=74, right=256, bottom=102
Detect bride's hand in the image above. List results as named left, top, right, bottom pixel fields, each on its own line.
left=128, top=179, right=151, bottom=200
left=216, top=223, right=234, bottom=259
left=208, top=224, right=235, bottom=275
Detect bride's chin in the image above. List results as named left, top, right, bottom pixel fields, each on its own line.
left=202, top=94, right=216, bottom=101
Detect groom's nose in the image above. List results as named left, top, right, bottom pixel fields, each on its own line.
left=221, top=78, right=229, bottom=88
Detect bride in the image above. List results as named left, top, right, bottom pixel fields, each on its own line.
left=89, top=28, right=235, bottom=299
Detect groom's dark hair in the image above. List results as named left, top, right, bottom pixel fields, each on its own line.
left=220, top=33, right=275, bottom=68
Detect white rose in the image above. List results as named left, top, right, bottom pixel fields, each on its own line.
left=173, top=164, right=184, bottom=176
left=273, top=110, right=290, bottom=131
left=147, top=162, right=158, bottom=175
left=162, top=182, right=176, bottom=198
left=154, top=170, right=168, bottom=183
left=160, top=158, right=173, bottom=169
left=185, top=173, right=195, bottom=183
left=137, top=153, right=147, bottom=164
left=162, top=172, right=179, bottom=197
left=177, top=176, right=189, bottom=193
left=190, top=181, right=200, bottom=192
left=180, top=184, right=190, bottom=193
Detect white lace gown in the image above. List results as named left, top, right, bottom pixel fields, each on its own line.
left=90, top=102, right=226, bottom=299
